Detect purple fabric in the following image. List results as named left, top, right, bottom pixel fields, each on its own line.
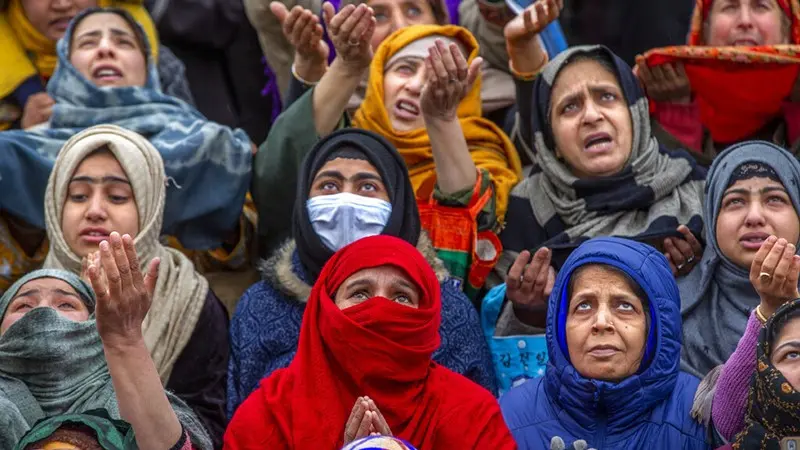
left=261, top=57, right=283, bottom=122
left=444, top=0, right=460, bottom=24
left=323, top=0, right=341, bottom=63
left=711, top=311, right=762, bottom=442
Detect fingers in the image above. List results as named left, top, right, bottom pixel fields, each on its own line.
left=282, top=5, right=303, bottom=37
left=344, top=397, right=367, bottom=443
left=787, top=255, right=800, bottom=298
left=368, top=399, right=392, bottom=435
left=289, top=9, right=312, bottom=44
left=506, top=250, right=531, bottom=290
left=751, top=235, right=777, bottom=283
left=675, top=62, right=688, bottom=80
left=322, top=1, right=337, bottom=28
left=761, top=237, right=787, bottom=282
left=348, top=6, right=373, bottom=43
left=429, top=42, right=450, bottom=82
left=270, top=1, right=289, bottom=22
left=772, top=242, right=796, bottom=287
left=465, top=57, right=482, bottom=91
left=88, top=254, right=109, bottom=305
left=544, top=265, right=556, bottom=297
left=664, top=252, right=678, bottom=276
left=99, top=238, right=122, bottom=303
left=337, top=4, right=366, bottom=38
left=677, top=225, right=703, bottom=255
left=144, top=257, right=161, bottom=300
left=357, top=411, right=373, bottom=440
left=109, top=232, right=134, bottom=293
left=122, top=234, right=145, bottom=291
left=516, top=247, right=550, bottom=304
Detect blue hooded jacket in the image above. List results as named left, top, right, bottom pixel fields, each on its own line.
left=500, top=238, right=709, bottom=450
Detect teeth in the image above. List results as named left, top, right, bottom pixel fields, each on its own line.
left=96, top=69, right=119, bottom=77
left=398, top=101, right=418, bottom=114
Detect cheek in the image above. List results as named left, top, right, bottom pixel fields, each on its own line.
left=70, top=53, right=93, bottom=78
left=551, top=118, right=579, bottom=154
left=707, top=17, right=734, bottom=44
left=774, top=211, right=800, bottom=243
left=64, top=309, right=91, bottom=322
left=383, top=77, right=402, bottom=105
left=621, top=319, right=647, bottom=352
left=117, top=204, right=140, bottom=237
left=0, top=312, right=23, bottom=335
left=127, top=54, right=149, bottom=86
left=61, top=203, right=83, bottom=235
left=756, top=15, right=787, bottom=43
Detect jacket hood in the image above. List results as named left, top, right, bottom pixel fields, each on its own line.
left=260, top=232, right=449, bottom=302
left=544, top=237, right=682, bottom=432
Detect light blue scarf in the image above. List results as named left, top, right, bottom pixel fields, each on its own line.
left=0, top=8, right=252, bottom=249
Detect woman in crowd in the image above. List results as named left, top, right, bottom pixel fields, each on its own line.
left=680, top=141, right=800, bottom=379
left=639, top=0, right=800, bottom=158
left=255, top=12, right=521, bottom=255
left=492, top=40, right=705, bottom=336
left=500, top=237, right=709, bottom=450
left=0, top=0, right=193, bottom=130
left=0, top=243, right=212, bottom=449
left=228, top=128, right=494, bottom=415
left=225, top=235, right=516, bottom=449
left=0, top=7, right=253, bottom=257
left=14, top=124, right=228, bottom=447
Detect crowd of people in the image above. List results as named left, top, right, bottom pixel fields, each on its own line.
left=1, top=0, right=800, bottom=448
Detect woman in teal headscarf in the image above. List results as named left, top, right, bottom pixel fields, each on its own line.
left=0, top=233, right=212, bottom=449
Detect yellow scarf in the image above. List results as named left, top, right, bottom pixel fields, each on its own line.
left=352, top=25, right=522, bottom=222
left=0, top=0, right=159, bottom=99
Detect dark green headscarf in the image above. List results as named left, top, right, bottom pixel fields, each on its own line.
left=0, top=269, right=212, bottom=450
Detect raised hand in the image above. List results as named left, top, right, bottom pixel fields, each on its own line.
left=87, top=232, right=160, bottom=349
left=506, top=248, right=555, bottom=313
left=271, top=2, right=330, bottom=81
left=504, top=0, right=563, bottom=48
left=749, top=236, right=800, bottom=319
left=635, top=58, right=692, bottom=104
left=663, top=225, right=703, bottom=276
left=420, top=40, right=481, bottom=122
left=322, top=2, right=376, bottom=75
left=365, top=397, right=392, bottom=436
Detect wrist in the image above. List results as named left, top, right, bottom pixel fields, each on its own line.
left=331, top=58, right=369, bottom=78
left=507, top=40, right=548, bottom=76
left=294, top=58, right=328, bottom=84
left=101, top=332, right=146, bottom=355
left=423, top=111, right=458, bottom=125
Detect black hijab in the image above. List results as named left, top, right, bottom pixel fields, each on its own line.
left=292, top=129, right=421, bottom=279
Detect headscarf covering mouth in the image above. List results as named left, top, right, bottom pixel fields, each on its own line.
left=0, top=269, right=95, bottom=321
left=733, top=298, right=800, bottom=448
left=292, top=128, right=421, bottom=280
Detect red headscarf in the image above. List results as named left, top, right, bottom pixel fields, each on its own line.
left=223, top=235, right=516, bottom=450
left=688, top=0, right=800, bottom=45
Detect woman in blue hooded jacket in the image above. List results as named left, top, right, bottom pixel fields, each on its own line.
left=500, top=237, right=709, bottom=450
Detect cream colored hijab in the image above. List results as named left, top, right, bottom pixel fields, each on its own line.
left=42, top=124, right=208, bottom=383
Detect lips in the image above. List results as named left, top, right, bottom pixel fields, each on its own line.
left=583, top=132, right=613, bottom=153
left=92, top=65, right=124, bottom=84
left=49, top=17, right=73, bottom=32
left=588, top=344, right=621, bottom=358
left=739, top=232, right=770, bottom=250
left=730, top=38, right=761, bottom=46
left=394, top=99, right=420, bottom=121
left=79, top=227, right=110, bottom=244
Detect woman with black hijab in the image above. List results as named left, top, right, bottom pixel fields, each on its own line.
left=226, top=128, right=495, bottom=417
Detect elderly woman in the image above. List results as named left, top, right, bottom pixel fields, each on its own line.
left=0, top=243, right=212, bottom=449
left=254, top=14, right=521, bottom=256
left=0, top=7, right=253, bottom=256
left=225, top=235, right=516, bottom=449
left=228, top=128, right=494, bottom=416
left=0, top=125, right=231, bottom=447
left=638, top=0, right=800, bottom=159
left=0, top=0, right=193, bottom=130
left=500, top=237, right=709, bottom=449
left=680, top=141, right=800, bottom=379
left=491, top=41, right=705, bottom=336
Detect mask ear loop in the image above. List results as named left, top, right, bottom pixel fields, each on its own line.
left=165, top=176, right=182, bottom=189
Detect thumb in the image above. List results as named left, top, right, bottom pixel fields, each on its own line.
left=322, top=2, right=335, bottom=27
left=550, top=436, right=566, bottom=450
left=466, top=57, right=482, bottom=89
left=270, top=2, right=288, bottom=22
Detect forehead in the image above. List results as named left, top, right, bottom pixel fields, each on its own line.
left=314, top=157, right=380, bottom=178
left=570, top=265, right=637, bottom=292
left=344, top=265, right=416, bottom=285
left=723, top=175, right=786, bottom=192
left=551, top=59, right=620, bottom=99
left=15, top=278, right=79, bottom=296
left=72, top=151, right=128, bottom=177
left=73, top=13, right=136, bottom=37
left=774, top=315, right=800, bottom=345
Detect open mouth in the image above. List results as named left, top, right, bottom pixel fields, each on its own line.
left=92, top=66, right=123, bottom=83
left=739, top=232, right=770, bottom=250
left=583, top=133, right=613, bottom=152
left=396, top=99, right=420, bottom=116
left=731, top=38, right=760, bottom=46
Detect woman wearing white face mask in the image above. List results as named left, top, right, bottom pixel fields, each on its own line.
left=226, top=128, right=495, bottom=418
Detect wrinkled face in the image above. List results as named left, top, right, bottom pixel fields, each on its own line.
left=0, top=278, right=90, bottom=335
left=334, top=265, right=421, bottom=309
left=309, top=157, right=390, bottom=201
left=21, top=0, right=96, bottom=41
left=383, top=57, right=428, bottom=132
left=706, top=0, right=789, bottom=46
left=772, top=316, right=800, bottom=390
left=61, top=150, right=140, bottom=258
left=69, top=12, right=147, bottom=88
left=550, top=59, right=633, bottom=179
left=565, top=265, right=648, bottom=382
left=715, top=176, right=800, bottom=269
left=368, top=0, right=437, bottom=50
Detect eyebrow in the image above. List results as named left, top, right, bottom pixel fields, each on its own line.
left=722, top=186, right=788, bottom=198
left=313, top=171, right=382, bottom=183
left=15, top=288, right=80, bottom=299
left=69, top=175, right=131, bottom=185
left=76, top=28, right=135, bottom=41
left=774, top=340, right=800, bottom=354
left=387, top=57, right=424, bottom=71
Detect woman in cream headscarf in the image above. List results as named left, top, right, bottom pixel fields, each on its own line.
left=40, top=124, right=229, bottom=448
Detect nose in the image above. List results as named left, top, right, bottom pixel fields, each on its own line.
left=737, top=5, right=755, bottom=29
left=744, top=201, right=767, bottom=228
left=592, top=304, right=614, bottom=334
left=50, top=0, right=73, bottom=11
left=95, top=37, right=117, bottom=59
left=391, top=9, right=408, bottom=33
left=582, top=98, right=604, bottom=126
left=85, top=195, right=108, bottom=222
left=404, top=70, right=425, bottom=95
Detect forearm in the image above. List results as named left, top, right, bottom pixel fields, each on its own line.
left=506, top=39, right=547, bottom=76
left=104, top=339, right=183, bottom=450
left=425, top=117, right=478, bottom=194
left=312, top=58, right=364, bottom=136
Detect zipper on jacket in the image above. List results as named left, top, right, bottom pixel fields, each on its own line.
left=592, top=388, right=607, bottom=449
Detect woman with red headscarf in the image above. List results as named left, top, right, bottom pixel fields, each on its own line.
left=223, top=235, right=516, bottom=450
left=636, top=0, right=800, bottom=163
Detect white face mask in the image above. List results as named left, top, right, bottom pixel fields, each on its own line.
left=306, top=192, right=393, bottom=252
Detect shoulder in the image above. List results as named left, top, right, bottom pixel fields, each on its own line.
left=499, top=377, right=554, bottom=428
left=230, top=280, right=304, bottom=329
left=647, top=372, right=706, bottom=440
